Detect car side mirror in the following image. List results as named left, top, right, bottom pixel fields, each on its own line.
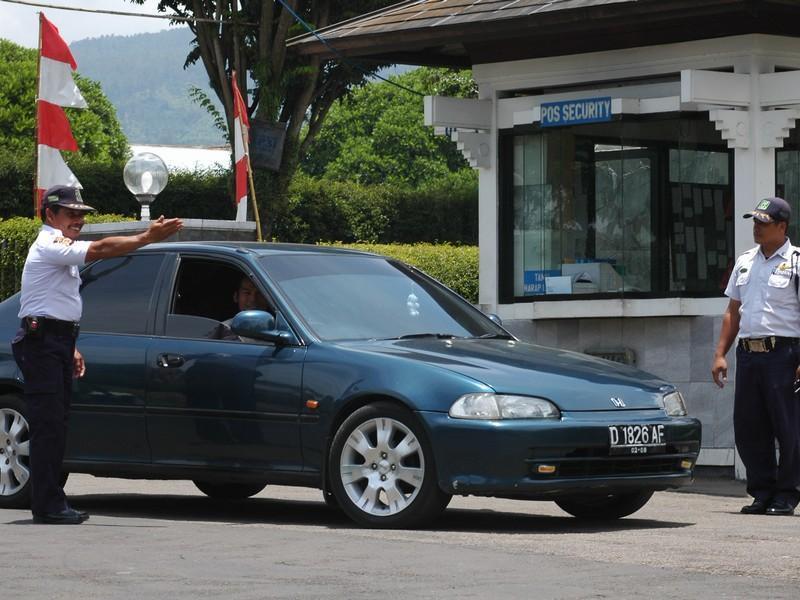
left=487, top=313, right=503, bottom=326
left=230, top=310, right=292, bottom=345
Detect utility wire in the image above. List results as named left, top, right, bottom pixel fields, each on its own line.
left=0, top=0, right=257, bottom=25
left=273, top=0, right=424, bottom=97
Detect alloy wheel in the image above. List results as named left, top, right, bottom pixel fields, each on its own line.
left=0, top=408, right=30, bottom=497
left=338, top=416, right=425, bottom=517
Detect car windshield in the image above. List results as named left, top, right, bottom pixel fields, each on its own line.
left=260, top=254, right=508, bottom=341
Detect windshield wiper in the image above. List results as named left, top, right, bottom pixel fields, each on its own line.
left=474, top=333, right=514, bottom=339
left=394, top=333, right=459, bottom=340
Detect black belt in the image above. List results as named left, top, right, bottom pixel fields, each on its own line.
left=738, top=336, right=799, bottom=353
left=21, top=316, right=80, bottom=338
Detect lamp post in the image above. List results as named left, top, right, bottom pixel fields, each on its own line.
left=123, top=152, right=168, bottom=221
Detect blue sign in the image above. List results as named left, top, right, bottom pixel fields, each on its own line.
left=540, top=97, right=613, bottom=128
left=523, top=269, right=560, bottom=295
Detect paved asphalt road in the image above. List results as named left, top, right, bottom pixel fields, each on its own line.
left=2, top=475, right=798, bottom=599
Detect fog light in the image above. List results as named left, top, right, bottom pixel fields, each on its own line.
left=681, top=459, right=694, bottom=470
left=537, top=465, right=557, bottom=474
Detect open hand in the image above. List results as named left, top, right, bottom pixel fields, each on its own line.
left=146, top=215, right=183, bottom=243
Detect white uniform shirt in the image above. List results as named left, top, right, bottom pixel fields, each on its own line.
left=724, top=238, right=800, bottom=338
left=17, top=225, right=92, bottom=322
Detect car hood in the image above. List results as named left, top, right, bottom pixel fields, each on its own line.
left=342, top=338, right=671, bottom=411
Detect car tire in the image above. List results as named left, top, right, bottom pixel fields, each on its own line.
left=322, top=488, right=340, bottom=510
left=193, top=480, right=266, bottom=500
left=0, top=394, right=32, bottom=509
left=555, top=490, right=654, bottom=520
left=328, top=401, right=451, bottom=528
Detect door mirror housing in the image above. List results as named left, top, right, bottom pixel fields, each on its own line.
left=230, top=310, right=292, bottom=345
left=487, top=313, right=503, bottom=326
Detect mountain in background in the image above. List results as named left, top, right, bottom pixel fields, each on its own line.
left=70, top=28, right=414, bottom=148
left=71, top=28, right=225, bottom=146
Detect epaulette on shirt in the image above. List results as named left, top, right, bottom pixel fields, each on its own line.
left=52, top=236, right=72, bottom=246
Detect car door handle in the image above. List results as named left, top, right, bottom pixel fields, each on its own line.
left=157, top=353, right=185, bottom=368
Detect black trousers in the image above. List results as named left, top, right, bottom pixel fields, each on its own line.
left=734, top=344, right=800, bottom=506
left=11, top=327, right=75, bottom=516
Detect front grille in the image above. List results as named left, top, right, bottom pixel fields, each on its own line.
left=547, top=457, right=683, bottom=478
left=526, top=441, right=698, bottom=479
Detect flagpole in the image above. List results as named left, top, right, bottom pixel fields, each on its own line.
left=33, top=12, right=43, bottom=217
left=241, top=135, right=263, bottom=242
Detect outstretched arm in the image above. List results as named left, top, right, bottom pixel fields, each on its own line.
left=85, top=216, right=183, bottom=262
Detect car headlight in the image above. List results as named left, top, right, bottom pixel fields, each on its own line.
left=661, top=391, right=687, bottom=416
left=449, top=393, right=561, bottom=420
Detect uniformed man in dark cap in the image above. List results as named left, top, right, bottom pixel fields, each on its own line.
left=712, top=196, right=800, bottom=516
left=12, top=185, right=182, bottom=524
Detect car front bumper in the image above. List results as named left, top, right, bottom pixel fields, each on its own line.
left=418, top=409, right=702, bottom=499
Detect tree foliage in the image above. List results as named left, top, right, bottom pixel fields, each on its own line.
left=302, top=67, right=477, bottom=187
left=130, top=0, right=397, bottom=238
left=0, top=39, right=128, bottom=164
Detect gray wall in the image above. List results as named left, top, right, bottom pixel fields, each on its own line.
left=503, top=316, right=734, bottom=452
left=81, top=219, right=257, bottom=242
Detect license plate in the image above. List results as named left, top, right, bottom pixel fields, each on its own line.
left=608, top=424, right=666, bottom=455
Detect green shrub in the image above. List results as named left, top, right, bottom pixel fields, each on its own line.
left=0, top=155, right=235, bottom=220
left=279, top=172, right=477, bottom=244
left=326, top=242, right=479, bottom=303
left=0, top=217, right=40, bottom=299
left=1, top=160, right=477, bottom=244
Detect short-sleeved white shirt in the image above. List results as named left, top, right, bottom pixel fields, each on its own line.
left=724, top=238, right=800, bottom=338
left=17, top=224, right=92, bottom=322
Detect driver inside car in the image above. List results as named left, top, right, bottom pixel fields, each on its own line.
left=211, top=276, right=270, bottom=341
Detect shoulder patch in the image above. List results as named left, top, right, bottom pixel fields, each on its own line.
left=53, top=236, right=73, bottom=246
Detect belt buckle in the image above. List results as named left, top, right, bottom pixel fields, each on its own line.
left=749, top=338, right=768, bottom=352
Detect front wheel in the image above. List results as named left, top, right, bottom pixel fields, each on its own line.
left=193, top=480, right=266, bottom=500
left=328, top=402, right=451, bottom=528
left=555, top=490, right=654, bottom=520
left=0, top=394, right=31, bottom=509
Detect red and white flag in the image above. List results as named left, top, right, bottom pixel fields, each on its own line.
left=36, top=14, right=86, bottom=202
left=231, top=70, right=249, bottom=221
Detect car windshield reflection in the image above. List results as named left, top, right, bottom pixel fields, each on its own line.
left=259, top=254, right=507, bottom=342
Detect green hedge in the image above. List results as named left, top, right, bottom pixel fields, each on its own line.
left=0, top=155, right=235, bottom=220
left=1, top=159, right=477, bottom=244
left=278, top=172, right=477, bottom=244
left=327, top=242, right=478, bottom=303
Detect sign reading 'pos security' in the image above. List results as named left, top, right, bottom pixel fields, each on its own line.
left=539, top=97, right=613, bottom=127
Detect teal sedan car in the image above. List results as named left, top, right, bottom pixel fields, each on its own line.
left=0, top=243, right=700, bottom=528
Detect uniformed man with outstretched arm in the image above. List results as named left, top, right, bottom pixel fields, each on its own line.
left=712, top=196, right=800, bottom=516
left=12, top=185, right=182, bottom=525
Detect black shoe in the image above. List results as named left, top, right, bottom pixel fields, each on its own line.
left=32, top=508, right=89, bottom=525
left=67, top=506, right=89, bottom=520
left=740, top=499, right=770, bottom=514
left=766, top=500, right=795, bottom=516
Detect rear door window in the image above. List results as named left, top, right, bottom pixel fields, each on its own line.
left=80, top=254, right=165, bottom=335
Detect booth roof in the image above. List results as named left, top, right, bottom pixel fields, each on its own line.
left=288, top=0, right=800, bottom=67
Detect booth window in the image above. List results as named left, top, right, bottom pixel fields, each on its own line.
left=500, top=114, right=733, bottom=302
left=777, top=128, right=800, bottom=243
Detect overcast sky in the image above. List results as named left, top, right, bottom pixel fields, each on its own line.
left=0, top=0, right=178, bottom=48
